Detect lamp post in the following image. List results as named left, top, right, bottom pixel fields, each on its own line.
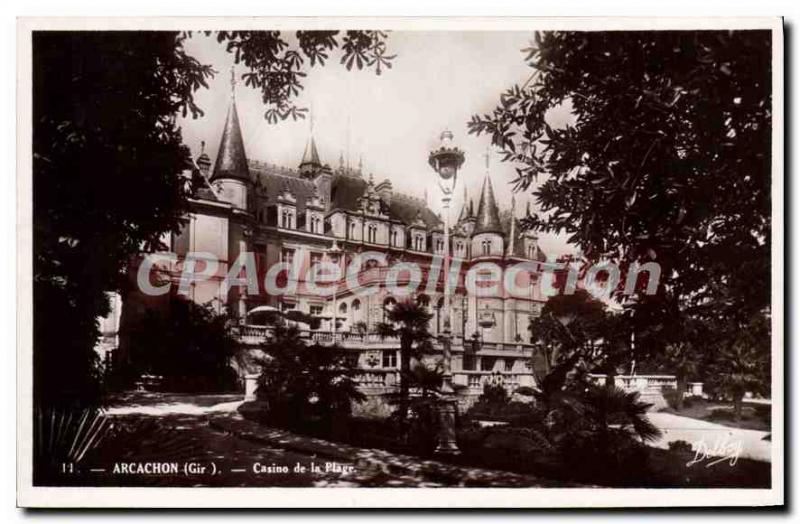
left=428, top=129, right=465, bottom=456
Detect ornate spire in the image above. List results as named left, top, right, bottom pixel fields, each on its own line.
left=456, top=186, right=469, bottom=223
left=300, top=136, right=321, bottom=167
left=299, top=109, right=322, bottom=175
left=473, top=172, right=503, bottom=235
left=507, top=195, right=517, bottom=256
left=210, top=72, right=250, bottom=183
left=196, top=140, right=211, bottom=178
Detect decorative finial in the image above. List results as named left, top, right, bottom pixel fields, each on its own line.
left=484, top=146, right=491, bottom=171
left=358, top=155, right=363, bottom=174
left=200, top=140, right=205, bottom=154
left=230, top=66, right=236, bottom=98
left=440, top=129, right=454, bottom=145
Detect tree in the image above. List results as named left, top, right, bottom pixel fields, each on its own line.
left=119, top=295, right=239, bottom=392
left=706, top=313, right=770, bottom=420
left=375, top=298, right=434, bottom=422
left=529, top=289, right=629, bottom=385
left=255, top=325, right=365, bottom=431
left=647, top=318, right=708, bottom=409
left=33, top=30, right=393, bottom=409
left=33, top=31, right=213, bottom=408
left=469, top=31, right=772, bottom=361
left=217, top=31, right=395, bottom=123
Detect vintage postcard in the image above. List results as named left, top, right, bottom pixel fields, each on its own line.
left=17, top=17, right=784, bottom=508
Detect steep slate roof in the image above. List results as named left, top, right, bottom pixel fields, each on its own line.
left=473, top=174, right=503, bottom=235
left=500, top=209, right=546, bottom=261
left=300, top=136, right=321, bottom=167
left=249, top=162, right=316, bottom=216
left=330, top=172, right=367, bottom=211
left=386, top=194, right=442, bottom=229
left=211, top=97, right=250, bottom=183
left=330, top=173, right=443, bottom=229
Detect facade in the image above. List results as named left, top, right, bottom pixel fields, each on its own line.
left=136, top=88, right=551, bottom=405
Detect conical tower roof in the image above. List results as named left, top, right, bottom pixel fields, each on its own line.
left=300, top=136, right=321, bottom=167
left=211, top=96, right=250, bottom=183
left=456, top=186, right=468, bottom=223
left=473, top=173, right=503, bottom=235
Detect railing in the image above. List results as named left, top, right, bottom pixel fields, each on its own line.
left=455, top=371, right=528, bottom=392
left=356, top=370, right=400, bottom=388
left=588, top=374, right=679, bottom=393
left=235, top=326, right=535, bottom=353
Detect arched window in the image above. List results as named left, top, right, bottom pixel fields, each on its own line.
left=351, top=299, right=361, bottom=324
left=435, top=296, right=445, bottom=333
left=382, top=297, right=396, bottom=322
left=416, top=294, right=430, bottom=309
left=339, top=302, right=347, bottom=314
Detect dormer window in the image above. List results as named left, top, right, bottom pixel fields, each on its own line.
left=308, top=215, right=322, bottom=234
left=482, top=239, right=491, bottom=256
left=281, top=209, right=294, bottom=229
left=413, top=234, right=424, bottom=251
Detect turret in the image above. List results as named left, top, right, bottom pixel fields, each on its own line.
left=196, top=141, right=211, bottom=179
left=298, top=116, right=332, bottom=210
left=299, top=135, right=322, bottom=178
left=210, top=70, right=251, bottom=210
left=471, top=152, right=504, bottom=257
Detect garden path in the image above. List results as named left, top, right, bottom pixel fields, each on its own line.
left=647, top=412, right=771, bottom=462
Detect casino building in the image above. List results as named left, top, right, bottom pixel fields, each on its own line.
left=121, top=83, right=551, bottom=409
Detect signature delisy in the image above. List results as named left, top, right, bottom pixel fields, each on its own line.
left=685, top=435, right=743, bottom=468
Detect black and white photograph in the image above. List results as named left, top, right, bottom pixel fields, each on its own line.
left=16, top=17, right=784, bottom=508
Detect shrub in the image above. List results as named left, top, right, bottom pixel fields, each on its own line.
left=116, top=295, right=239, bottom=392
left=662, top=386, right=682, bottom=410
left=753, top=403, right=771, bottom=424
left=465, top=399, right=537, bottom=424
left=482, top=426, right=554, bottom=455
left=514, top=386, right=536, bottom=397
left=480, top=382, right=510, bottom=405
left=668, top=440, right=694, bottom=453
left=255, top=325, right=365, bottom=434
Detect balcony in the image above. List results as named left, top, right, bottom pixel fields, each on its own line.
left=236, top=325, right=535, bottom=356
left=454, top=370, right=533, bottom=392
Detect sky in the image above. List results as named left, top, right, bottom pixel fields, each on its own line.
left=177, top=31, right=574, bottom=256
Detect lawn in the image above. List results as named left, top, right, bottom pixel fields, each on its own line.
left=659, top=398, right=771, bottom=432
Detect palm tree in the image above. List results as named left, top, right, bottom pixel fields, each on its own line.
left=375, top=298, right=433, bottom=422
left=581, top=385, right=662, bottom=444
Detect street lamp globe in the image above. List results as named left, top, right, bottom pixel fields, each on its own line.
left=428, top=129, right=465, bottom=184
